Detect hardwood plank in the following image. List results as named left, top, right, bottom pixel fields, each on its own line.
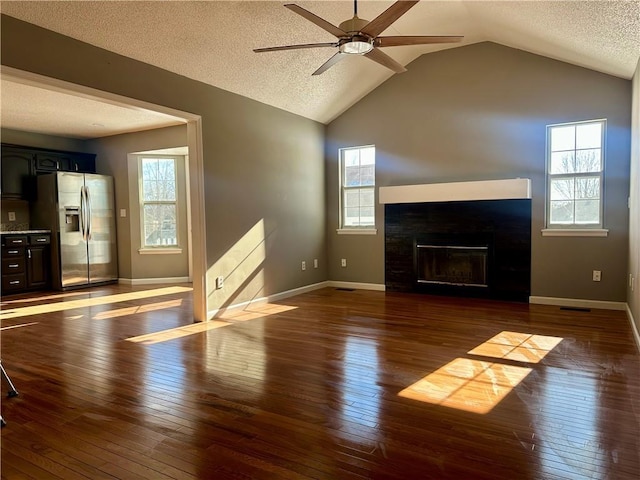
left=2, top=285, right=639, bottom=479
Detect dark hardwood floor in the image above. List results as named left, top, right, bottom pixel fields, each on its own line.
left=1, top=284, right=639, bottom=479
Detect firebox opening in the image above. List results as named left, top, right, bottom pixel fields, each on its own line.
left=416, top=244, right=489, bottom=288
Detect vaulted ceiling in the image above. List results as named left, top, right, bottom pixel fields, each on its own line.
left=1, top=1, right=639, bottom=135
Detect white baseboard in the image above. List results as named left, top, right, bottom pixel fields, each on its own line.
left=206, top=280, right=386, bottom=319
left=119, top=276, right=191, bottom=286
left=207, top=281, right=331, bottom=319
left=529, top=296, right=627, bottom=311
left=326, top=281, right=386, bottom=291
left=626, top=304, right=640, bottom=353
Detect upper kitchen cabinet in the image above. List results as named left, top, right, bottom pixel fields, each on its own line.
left=1, top=144, right=35, bottom=199
left=34, top=151, right=96, bottom=173
left=1, top=144, right=97, bottom=199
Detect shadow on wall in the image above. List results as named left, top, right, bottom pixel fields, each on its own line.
left=207, top=219, right=277, bottom=315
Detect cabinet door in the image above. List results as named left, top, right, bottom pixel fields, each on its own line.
left=72, top=154, right=96, bottom=173
left=1, top=146, right=34, bottom=199
left=35, top=152, right=72, bottom=172
left=27, top=245, right=49, bottom=289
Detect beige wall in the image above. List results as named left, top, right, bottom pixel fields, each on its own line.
left=87, top=125, right=189, bottom=281
left=629, top=59, right=640, bottom=334
left=1, top=15, right=326, bottom=314
left=326, top=42, right=632, bottom=302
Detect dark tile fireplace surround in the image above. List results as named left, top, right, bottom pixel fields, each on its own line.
left=385, top=199, right=532, bottom=302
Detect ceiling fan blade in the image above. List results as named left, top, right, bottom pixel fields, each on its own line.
left=285, top=4, right=347, bottom=38
left=360, top=0, right=420, bottom=38
left=254, top=42, right=338, bottom=53
left=312, top=52, right=346, bottom=75
left=364, top=48, right=406, bottom=73
left=375, top=35, right=464, bottom=47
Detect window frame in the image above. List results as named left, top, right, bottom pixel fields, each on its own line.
left=138, top=155, right=180, bottom=250
left=545, top=119, right=606, bottom=231
left=338, top=145, right=377, bottom=234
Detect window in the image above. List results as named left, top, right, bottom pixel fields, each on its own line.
left=339, top=145, right=375, bottom=230
left=140, top=156, right=178, bottom=247
left=546, top=119, right=605, bottom=228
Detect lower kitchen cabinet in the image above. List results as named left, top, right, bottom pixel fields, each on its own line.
left=1, top=233, right=50, bottom=295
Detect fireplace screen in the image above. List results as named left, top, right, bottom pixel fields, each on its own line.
left=416, top=244, right=488, bottom=287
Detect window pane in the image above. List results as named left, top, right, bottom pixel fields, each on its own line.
left=345, top=189, right=360, bottom=207
left=575, top=149, right=601, bottom=173
left=550, top=151, right=575, bottom=174
left=142, top=158, right=176, bottom=201
left=344, top=149, right=359, bottom=167
left=144, top=204, right=177, bottom=246
left=360, top=147, right=375, bottom=165
left=550, top=200, right=574, bottom=224
left=344, top=208, right=360, bottom=226
left=550, top=178, right=574, bottom=200
left=575, top=177, right=600, bottom=199
left=550, top=125, right=575, bottom=152
left=575, top=200, right=599, bottom=224
left=360, top=164, right=375, bottom=186
left=360, top=188, right=374, bottom=206
left=360, top=207, right=375, bottom=225
left=576, top=122, right=602, bottom=149
left=345, top=165, right=361, bottom=187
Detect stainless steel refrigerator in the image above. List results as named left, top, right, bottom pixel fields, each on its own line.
left=33, top=172, right=118, bottom=290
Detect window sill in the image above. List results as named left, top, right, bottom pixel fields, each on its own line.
left=336, top=228, right=377, bottom=235
left=541, top=229, right=608, bottom=237
left=138, top=247, right=183, bottom=254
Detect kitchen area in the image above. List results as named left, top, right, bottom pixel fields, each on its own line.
left=1, top=143, right=117, bottom=295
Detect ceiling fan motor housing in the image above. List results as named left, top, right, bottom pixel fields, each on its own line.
left=338, top=17, right=374, bottom=54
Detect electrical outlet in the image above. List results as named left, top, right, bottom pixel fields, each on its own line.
left=301, top=261, right=306, bottom=271
left=341, top=258, right=347, bottom=268
left=313, top=259, right=318, bottom=269
left=216, top=276, right=224, bottom=289
left=592, top=270, right=601, bottom=282
left=8, top=212, right=16, bottom=222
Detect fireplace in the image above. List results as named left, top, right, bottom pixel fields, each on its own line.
left=384, top=196, right=531, bottom=302
left=416, top=244, right=488, bottom=288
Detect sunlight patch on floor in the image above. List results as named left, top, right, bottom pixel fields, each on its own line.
left=93, top=299, right=184, bottom=320
left=126, top=320, right=232, bottom=345
left=219, top=303, right=298, bottom=322
left=0, top=286, right=192, bottom=320
left=399, top=331, right=563, bottom=413
left=0, top=321, right=39, bottom=331
left=127, top=303, right=296, bottom=345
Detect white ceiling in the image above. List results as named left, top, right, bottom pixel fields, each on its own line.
left=1, top=0, right=639, bottom=138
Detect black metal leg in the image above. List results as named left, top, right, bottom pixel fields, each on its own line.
left=1, top=362, right=18, bottom=397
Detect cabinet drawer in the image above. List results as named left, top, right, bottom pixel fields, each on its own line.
left=3, top=236, right=27, bottom=246
left=2, top=246, right=24, bottom=258
left=2, top=274, right=26, bottom=291
left=29, top=235, right=50, bottom=245
left=2, top=257, right=25, bottom=274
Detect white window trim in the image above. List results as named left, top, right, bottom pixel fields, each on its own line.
left=545, top=119, right=606, bottom=230
left=339, top=145, right=376, bottom=231
left=138, top=154, right=181, bottom=250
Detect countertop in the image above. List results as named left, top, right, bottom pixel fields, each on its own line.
left=0, top=230, right=51, bottom=235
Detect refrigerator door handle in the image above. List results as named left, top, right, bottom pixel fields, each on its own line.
left=86, top=186, right=93, bottom=241
left=80, top=186, right=87, bottom=241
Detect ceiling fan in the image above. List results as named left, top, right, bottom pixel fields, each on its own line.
left=254, top=0, right=463, bottom=75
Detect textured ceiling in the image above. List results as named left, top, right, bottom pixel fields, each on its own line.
left=1, top=1, right=639, bottom=130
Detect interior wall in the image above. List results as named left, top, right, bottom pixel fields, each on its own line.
left=629, top=59, right=640, bottom=335
left=1, top=15, right=327, bottom=314
left=87, top=125, right=189, bottom=281
left=326, top=42, right=632, bottom=302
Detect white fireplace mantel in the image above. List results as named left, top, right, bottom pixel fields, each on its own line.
left=379, top=179, right=531, bottom=204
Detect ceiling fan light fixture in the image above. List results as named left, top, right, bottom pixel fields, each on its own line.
left=339, top=37, right=374, bottom=55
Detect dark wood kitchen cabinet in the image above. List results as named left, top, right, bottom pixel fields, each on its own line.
left=1, top=233, right=50, bottom=295
left=0, top=145, right=35, bottom=199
